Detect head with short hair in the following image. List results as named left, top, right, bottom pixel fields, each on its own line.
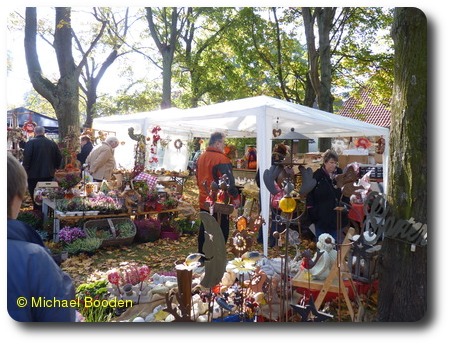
left=7, top=153, right=28, bottom=219
left=80, top=135, right=91, bottom=143
left=105, top=136, right=119, bottom=148
left=322, top=149, right=339, bottom=163
left=34, top=126, right=45, bottom=136
left=208, top=132, right=225, bottom=147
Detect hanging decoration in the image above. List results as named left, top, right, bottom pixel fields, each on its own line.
left=149, top=125, right=161, bottom=164
left=159, top=137, right=171, bottom=150
left=272, top=117, right=281, bottom=137
left=22, top=120, right=36, bottom=134
left=174, top=139, right=183, bottom=152
left=354, top=137, right=371, bottom=149
left=376, top=136, right=385, bottom=154
left=128, top=127, right=147, bottom=174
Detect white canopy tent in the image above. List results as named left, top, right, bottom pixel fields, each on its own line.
left=93, top=95, right=390, bottom=255
left=94, top=108, right=191, bottom=171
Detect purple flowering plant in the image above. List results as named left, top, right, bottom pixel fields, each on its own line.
left=58, top=226, right=86, bottom=244
left=58, top=173, right=81, bottom=190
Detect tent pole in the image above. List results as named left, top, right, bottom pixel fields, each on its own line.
left=256, top=108, right=272, bottom=257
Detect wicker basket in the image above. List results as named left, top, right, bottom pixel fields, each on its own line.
left=83, top=217, right=136, bottom=247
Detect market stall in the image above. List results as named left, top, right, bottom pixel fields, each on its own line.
left=93, top=95, right=390, bottom=255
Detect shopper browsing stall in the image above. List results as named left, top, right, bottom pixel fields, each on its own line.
left=76, top=135, right=94, bottom=167
left=306, top=149, right=350, bottom=242
left=85, top=136, right=119, bottom=182
left=22, top=126, right=63, bottom=210
left=196, top=132, right=240, bottom=253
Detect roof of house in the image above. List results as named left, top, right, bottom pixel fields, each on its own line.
left=338, top=88, right=391, bottom=128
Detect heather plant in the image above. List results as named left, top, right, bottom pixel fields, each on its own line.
left=58, top=226, right=86, bottom=244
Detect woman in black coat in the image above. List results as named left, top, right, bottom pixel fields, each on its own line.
left=306, top=149, right=350, bottom=242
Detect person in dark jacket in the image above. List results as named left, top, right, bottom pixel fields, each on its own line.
left=22, top=126, right=62, bottom=210
left=7, top=152, right=76, bottom=322
left=196, top=132, right=240, bottom=253
left=306, top=149, right=350, bottom=242
left=76, top=135, right=93, bottom=167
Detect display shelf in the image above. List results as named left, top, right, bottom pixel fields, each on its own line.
left=42, top=197, right=180, bottom=241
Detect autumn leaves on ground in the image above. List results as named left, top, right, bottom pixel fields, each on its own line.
left=59, top=176, right=272, bottom=288
left=60, top=176, right=203, bottom=287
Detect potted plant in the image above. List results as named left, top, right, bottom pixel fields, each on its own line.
left=134, top=218, right=161, bottom=243
left=46, top=241, right=68, bottom=266
left=64, top=237, right=102, bottom=256
left=58, top=226, right=86, bottom=244
left=57, top=172, right=81, bottom=198
left=162, top=197, right=178, bottom=210
left=159, top=217, right=181, bottom=240
left=174, top=217, right=201, bottom=235
left=17, top=210, right=43, bottom=230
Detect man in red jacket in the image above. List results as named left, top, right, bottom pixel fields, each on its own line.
left=196, top=132, right=240, bottom=253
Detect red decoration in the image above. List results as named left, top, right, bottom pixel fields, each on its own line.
left=23, top=120, right=36, bottom=134
left=107, top=270, right=121, bottom=285
left=355, top=137, right=371, bottom=149
left=138, top=265, right=151, bottom=282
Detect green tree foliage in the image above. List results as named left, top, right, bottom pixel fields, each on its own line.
left=13, top=7, right=394, bottom=121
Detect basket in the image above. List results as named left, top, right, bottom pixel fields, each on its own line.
left=83, top=217, right=136, bottom=247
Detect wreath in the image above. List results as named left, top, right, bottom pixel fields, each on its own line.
left=355, top=137, right=371, bottom=149
left=174, top=139, right=183, bottom=150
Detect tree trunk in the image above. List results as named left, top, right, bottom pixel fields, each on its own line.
left=146, top=7, right=180, bottom=110
left=377, top=7, right=427, bottom=321
left=317, top=7, right=335, bottom=113
left=25, top=7, right=80, bottom=142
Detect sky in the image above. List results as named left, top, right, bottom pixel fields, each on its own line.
left=1, top=0, right=448, bottom=342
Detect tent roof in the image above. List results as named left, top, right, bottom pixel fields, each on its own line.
left=93, top=95, right=389, bottom=139
left=172, top=95, right=389, bottom=138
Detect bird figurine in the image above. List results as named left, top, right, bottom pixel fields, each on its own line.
left=184, top=253, right=207, bottom=267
